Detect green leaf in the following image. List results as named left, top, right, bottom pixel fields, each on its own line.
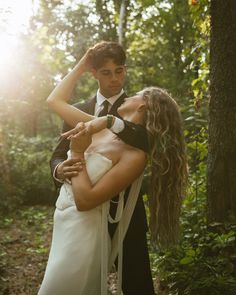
left=186, top=249, right=196, bottom=257
left=180, top=256, right=194, bottom=265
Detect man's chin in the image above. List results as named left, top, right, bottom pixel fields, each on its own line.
left=109, top=86, right=122, bottom=94
left=110, top=85, right=120, bottom=88
left=101, top=87, right=122, bottom=98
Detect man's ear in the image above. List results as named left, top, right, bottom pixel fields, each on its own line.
left=91, top=68, right=97, bottom=79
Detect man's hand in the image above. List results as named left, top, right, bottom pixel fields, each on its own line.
left=56, top=158, right=84, bottom=182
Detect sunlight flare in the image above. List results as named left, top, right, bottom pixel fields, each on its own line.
left=0, top=0, right=34, bottom=69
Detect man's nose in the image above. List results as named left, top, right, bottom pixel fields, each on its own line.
left=111, top=72, right=118, bottom=81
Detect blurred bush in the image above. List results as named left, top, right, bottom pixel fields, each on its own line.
left=0, top=134, right=57, bottom=212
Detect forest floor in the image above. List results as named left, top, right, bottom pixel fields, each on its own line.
left=0, top=206, right=163, bottom=295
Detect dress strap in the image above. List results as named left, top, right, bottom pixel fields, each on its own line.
left=109, top=172, right=144, bottom=294
left=108, top=191, right=124, bottom=223
left=101, top=202, right=109, bottom=295
left=101, top=193, right=125, bottom=294
left=101, top=172, right=144, bottom=295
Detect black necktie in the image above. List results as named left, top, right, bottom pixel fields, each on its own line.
left=98, top=100, right=110, bottom=117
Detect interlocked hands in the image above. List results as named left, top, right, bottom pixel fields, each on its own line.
left=56, top=122, right=92, bottom=183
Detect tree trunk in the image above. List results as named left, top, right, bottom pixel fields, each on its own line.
left=118, top=0, right=126, bottom=45
left=207, top=0, right=236, bottom=223
left=0, top=126, right=13, bottom=196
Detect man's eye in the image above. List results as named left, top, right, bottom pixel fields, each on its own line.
left=116, top=70, right=123, bottom=74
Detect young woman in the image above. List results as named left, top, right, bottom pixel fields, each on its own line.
left=38, top=51, right=187, bottom=295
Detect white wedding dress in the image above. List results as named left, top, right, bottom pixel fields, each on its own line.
left=38, top=152, right=113, bottom=295
left=38, top=152, right=143, bottom=295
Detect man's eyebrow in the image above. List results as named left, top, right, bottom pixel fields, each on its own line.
left=99, top=66, right=125, bottom=72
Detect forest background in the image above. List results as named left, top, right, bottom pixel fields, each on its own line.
left=0, top=0, right=235, bottom=294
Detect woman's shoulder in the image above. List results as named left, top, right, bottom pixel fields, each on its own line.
left=121, top=146, right=147, bottom=166
left=124, top=143, right=147, bottom=156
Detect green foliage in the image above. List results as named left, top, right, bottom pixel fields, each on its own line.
left=126, top=0, right=196, bottom=97
left=152, top=212, right=236, bottom=294
left=0, top=134, right=57, bottom=212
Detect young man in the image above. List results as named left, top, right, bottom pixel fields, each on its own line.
left=50, top=41, right=155, bottom=294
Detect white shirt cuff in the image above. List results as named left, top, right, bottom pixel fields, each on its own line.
left=110, top=117, right=125, bottom=133
left=53, top=163, right=64, bottom=184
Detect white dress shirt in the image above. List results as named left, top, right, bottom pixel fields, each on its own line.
left=95, top=89, right=124, bottom=115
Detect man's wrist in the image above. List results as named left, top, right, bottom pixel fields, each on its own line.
left=53, top=164, right=65, bottom=183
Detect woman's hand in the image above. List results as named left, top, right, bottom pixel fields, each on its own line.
left=69, top=122, right=92, bottom=154
left=62, top=117, right=108, bottom=139
left=76, top=48, right=94, bottom=73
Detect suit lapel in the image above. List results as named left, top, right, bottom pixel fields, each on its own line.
left=109, top=92, right=127, bottom=117
left=83, top=96, right=96, bottom=115
left=79, top=92, right=127, bottom=116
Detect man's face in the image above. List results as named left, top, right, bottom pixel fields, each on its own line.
left=91, top=59, right=126, bottom=98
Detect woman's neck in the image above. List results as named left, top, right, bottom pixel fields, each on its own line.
left=122, top=113, right=144, bottom=126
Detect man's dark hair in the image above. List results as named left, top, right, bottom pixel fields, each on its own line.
left=90, top=41, right=126, bottom=69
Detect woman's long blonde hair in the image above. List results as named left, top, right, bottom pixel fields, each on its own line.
left=141, top=87, right=188, bottom=247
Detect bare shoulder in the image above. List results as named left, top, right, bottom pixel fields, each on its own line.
left=120, top=147, right=147, bottom=169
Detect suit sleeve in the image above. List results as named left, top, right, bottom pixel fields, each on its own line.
left=49, top=121, right=73, bottom=188
left=114, top=120, right=149, bottom=153
left=108, top=93, right=149, bottom=153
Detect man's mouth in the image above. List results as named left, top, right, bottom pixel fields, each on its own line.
left=110, top=85, right=120, bottom=88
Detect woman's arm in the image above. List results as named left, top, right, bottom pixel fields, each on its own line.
left=71, top=149, right=146, bottom=211
left=62, top=116, right=115, bottom=139
left=69, top=127, right=146, bottom=211
left=46, top=50, right=95, bottom=127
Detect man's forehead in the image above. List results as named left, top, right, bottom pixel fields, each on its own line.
left=98, top=60, right=125, bottom=71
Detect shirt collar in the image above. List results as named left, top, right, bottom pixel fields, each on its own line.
left=96, top=89, right=124, bottom=106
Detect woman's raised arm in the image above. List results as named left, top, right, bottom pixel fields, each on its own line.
left=46, top=50, right=95, bottom=127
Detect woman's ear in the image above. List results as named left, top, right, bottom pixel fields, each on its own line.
left=137, top=103, right=147, bottom=125
left=137, top=103, right=146, bottom=113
